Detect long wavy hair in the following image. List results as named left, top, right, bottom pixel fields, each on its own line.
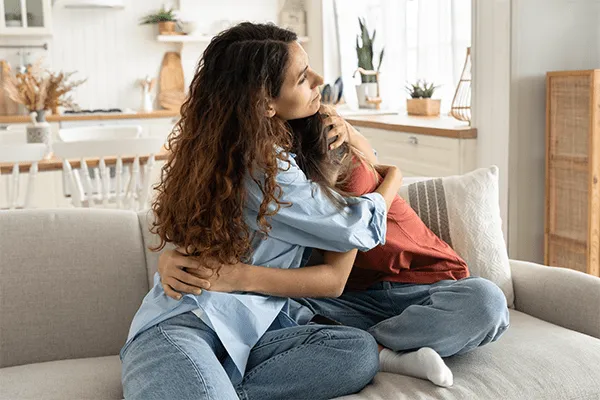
left=151, top=23, right=297, bottom=264
left=289, top=113, right=372, bottom=208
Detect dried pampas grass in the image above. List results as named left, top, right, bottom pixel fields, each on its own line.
left=3, top=58, right=86, bottom=114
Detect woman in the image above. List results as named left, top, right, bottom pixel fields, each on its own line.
left=160, top=111, right=510, bottom=387
left=121, top=22, right=404, bottom=400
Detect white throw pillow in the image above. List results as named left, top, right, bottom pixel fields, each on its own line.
left=398, top=166, right=514, bottom=308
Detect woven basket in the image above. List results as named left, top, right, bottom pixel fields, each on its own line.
left=406, top=99, right=440, bottom=116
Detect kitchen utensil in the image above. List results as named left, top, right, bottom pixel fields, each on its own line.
left=158, top=91, right=187, bottom=111
left=140, top=76, right=156, bottom=112
left=158, top=52, right=185, bottom=111
left=0, top=61, right=20, bottom=116
left=321, top=84, right=332, bottom=104
left=333, top=77, right=344, bottom=104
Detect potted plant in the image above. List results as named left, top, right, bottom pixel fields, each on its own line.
left=5, top=13, right=22, bottom=27
left=3, top=59, right=86, bottom=155
left=355, top=18, right=384, bottom=109
left=139, top=7, right=179, bottom=35
left=405, top=80, right=440, bottom=116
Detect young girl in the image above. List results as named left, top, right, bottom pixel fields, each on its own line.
left=160, top=110, right=510, bottom=388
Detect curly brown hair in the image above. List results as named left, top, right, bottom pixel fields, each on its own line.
left=151, top=23, right=298, bottom=264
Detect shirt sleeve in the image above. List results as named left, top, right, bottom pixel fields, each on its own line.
left=244, top=156, right=387, bottom=252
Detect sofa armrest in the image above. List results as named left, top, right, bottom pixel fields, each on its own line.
left=510, top=259, right=600, bottom=339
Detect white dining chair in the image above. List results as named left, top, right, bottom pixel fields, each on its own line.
left=57, top=125, right=144, bottom=199
left=58, top=125, right=142, bottom=142
left=52, top=137, right=164, bottom=210
left=0, top=130, right=27, bottom=144
left=0, top=143, right=47, bottom=209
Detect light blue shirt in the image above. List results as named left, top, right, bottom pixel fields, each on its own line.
left=120, top=153, right=387, bottom=384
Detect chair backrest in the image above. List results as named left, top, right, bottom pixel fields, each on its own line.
left=0, top=143, right=47, bottom=209
left=58, top=125, right=142, bottom=142
left=52, top=137, right=165, bottom=210
left=0, top=130, right=27, bottom=144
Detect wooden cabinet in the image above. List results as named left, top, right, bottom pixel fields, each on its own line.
left=545, top=69, right=600, bottom=277
left=355, top=126, right=477, bottom=177
left=0, top=0, right=52, bottom=35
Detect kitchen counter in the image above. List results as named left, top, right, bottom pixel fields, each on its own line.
left=1, top=111, right=475, bottom=139
left=0, top=110, right=179, bottom=124
left=344, top=114, right=477, bottom=139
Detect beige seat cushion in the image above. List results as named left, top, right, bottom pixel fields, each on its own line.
left=0, top=356, right=122, bottom=400
left=339, top=310, right=600, bottom=400
left=3, top=311, right=599, bottom=400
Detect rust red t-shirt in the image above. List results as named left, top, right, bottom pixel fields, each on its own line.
left=341, top=160, right=469, bottom=290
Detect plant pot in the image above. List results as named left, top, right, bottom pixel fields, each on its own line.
left=26, top=110, right=52, bottom=158
left=158, top=21, right=177, bottom=35
left=406, top=98, right=441, bottom=116
left=356, top=83, right=378, bottom=109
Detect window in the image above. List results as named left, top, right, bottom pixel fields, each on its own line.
left=334, top=0, right=471, bottom=112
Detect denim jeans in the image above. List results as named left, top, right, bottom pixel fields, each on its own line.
left=121, top=311, right=379, bottom=400
left=291, top=277, right=510, bottom=357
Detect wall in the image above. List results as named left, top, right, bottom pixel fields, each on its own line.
left=471, top=0, right=511, bottom=241
left=508, top=0, right=600, bottom=263
left=0, top=0, right=322, bottom=111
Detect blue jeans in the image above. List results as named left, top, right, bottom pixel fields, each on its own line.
left=121, top=311, right=379, bottom=400
left=292, top=277, right=510, bottom=357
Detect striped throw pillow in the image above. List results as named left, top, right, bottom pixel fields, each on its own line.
left=399, top=166, right=514, bottom=308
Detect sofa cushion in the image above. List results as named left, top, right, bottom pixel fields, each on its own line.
left=0, top=355, right=122, bottom=400
left=137, top=209, right=176, bottom=289
left=398, top=166, right=514, bottom=308
left=3, top=311, right=598, bottom=400
left=0, top=209, right=150, bottom=368
left=338, top=309, right=600, bottom=400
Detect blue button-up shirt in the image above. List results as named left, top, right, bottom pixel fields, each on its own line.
left=120, top=153, right=387, bottom=384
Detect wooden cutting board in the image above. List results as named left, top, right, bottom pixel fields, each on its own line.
left=158, top=52, right=186, bottom=111
left=0, top=61, right=20, bottom=116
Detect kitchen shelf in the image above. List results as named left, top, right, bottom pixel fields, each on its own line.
left=157, top=35, right=310, bottom=44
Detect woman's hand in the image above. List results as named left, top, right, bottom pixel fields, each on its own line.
left=185, top=260, right=245, bottom=294
left=320, top=104, right=352, bottom=150
left=158, top=249, right=212, bottom=300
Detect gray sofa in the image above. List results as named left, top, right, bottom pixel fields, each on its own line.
left=1, top=209, right=599, bottom=400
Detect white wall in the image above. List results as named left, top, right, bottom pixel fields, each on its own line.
left=0, top=0, right=321, bottom=111
left=471, top=0, right=511, bottom=241
left=508, top=0, right=600, bottom=263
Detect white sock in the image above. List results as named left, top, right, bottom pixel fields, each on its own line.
left=379, top=347, right=454, bottom=387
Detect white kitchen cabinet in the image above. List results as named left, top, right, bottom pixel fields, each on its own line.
left=0, top=0, right=52, bottom=35
left=139, top=117, right=177, bottom=141
left=59, top=118, right=177, bottom=143
left=356, top=126, right=477, bottom=178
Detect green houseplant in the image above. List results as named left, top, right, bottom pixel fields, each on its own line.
left=140, top=7, right=179, bottom=35
left=355, top=18, right=384, bottom=108
left=356, top=18, right=384, bottom=83
left=5, top=13, right=22, bottom=27
left=405, top=80, right=441, bottom=116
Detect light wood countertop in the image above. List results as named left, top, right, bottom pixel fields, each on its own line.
left=0, top=110, right=180, bottom=124
left=0, top=147, right=170, bottom=174
left=344, top=114, right=477, bottom=139
left=1, top=114, right=475, bottom=174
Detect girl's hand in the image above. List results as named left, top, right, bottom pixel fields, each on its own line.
left=320, top=104, right=353, bottom=150
left=374, top=164, right=399, bottom=178
left=158, top=249, right=211, bottom=300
